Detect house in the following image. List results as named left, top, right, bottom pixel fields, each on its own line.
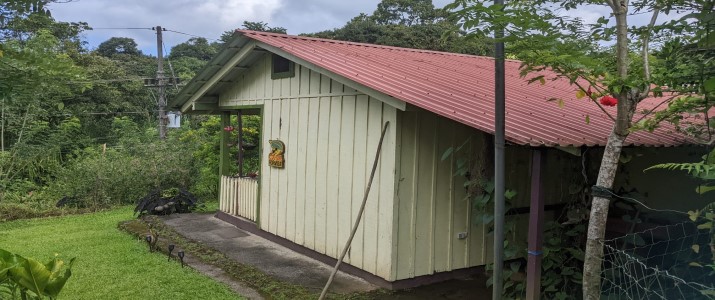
left=169, top=30, right=707, bottom=288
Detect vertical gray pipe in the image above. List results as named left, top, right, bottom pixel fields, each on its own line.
left=493, top=0, right=506, bottom=299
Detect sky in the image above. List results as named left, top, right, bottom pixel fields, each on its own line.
left=47, top=0, right=451, bottom=55
left=47, top=0, right=667, bottom=56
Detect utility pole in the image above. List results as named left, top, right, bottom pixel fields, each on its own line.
left=145, top=26, right=180, bottom=140
left=155, top=25, right=167, bottom=140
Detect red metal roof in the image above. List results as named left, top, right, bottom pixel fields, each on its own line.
left=240, top=30, right=694, bottom=147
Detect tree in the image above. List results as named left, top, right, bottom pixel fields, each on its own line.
left=169, top=37, right=216, bottom=61
left=373, top=0, right=442, bottom=25
left=308, top=0, right=492, bottom=55
left=240, top=21, right=287, bottom=34
left=96, top=37, right=141, bottom=57
left=448, top=0, right=710, bottom=298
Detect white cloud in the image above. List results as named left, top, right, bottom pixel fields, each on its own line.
left=46, top=0, right=686, bottom=56
left=48, top=0, right=283, bottom=55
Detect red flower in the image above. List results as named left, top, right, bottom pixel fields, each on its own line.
left=223, top=126, right=235, bottom=132
left=599, top=95, right=618, bottom=107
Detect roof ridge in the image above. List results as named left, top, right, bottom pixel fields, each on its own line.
left=236, top=29, right=520, bottom=62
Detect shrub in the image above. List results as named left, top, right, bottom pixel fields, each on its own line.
left=0, top=248, right=74, bottom=300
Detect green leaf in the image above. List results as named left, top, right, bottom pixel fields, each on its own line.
left=697, top=222, right=712, bottom=230
left=482, top=214, right=494, bottom=224
left=631, top=235, right=646, bottom=246
left=585, top=115, right=590, bottom=124
left=557, top=98, right=564, bottom=108
left=703, top=77, right=715, bottom=93
left=441, top=147, right=454, bottom=161
left=0, top=249, right=22, bottom=282
left=483, top=181, right=495, bottom=193
left=688, top=210, right=700, bottom=222
left=9, top=257, right=52, bottom=296
left=690, top=262, right=703, bottom=267
left=44, top=258, right=74, bottom=298
left=475, top=194, right=491, bottom=205
left=696, top=185, right=715, bottom=195
left=504, top=189, right=517, bottom=200
left=692, top=244, right=700, bottom=253
left=510, top=262, right=520, bottom=273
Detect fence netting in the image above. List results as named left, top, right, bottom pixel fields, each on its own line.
left=600, top=221, right=715, bottom=299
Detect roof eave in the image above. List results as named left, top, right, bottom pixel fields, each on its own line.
left=169, top=32, right=253, bottom=113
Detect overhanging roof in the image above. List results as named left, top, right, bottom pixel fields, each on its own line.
left=172, top=30, right=697, bottom=147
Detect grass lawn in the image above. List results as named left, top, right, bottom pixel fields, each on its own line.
left=0, top=206, right=242, bottom=300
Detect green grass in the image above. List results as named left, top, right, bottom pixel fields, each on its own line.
left=0, top=206, right=242, bottom=300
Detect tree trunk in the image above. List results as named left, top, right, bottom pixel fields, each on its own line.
left=582, top=2, right=633, bottom=299
left=582, top=132, right=626, bottom=299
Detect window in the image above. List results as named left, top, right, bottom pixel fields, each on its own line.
left=271, top=54, right=294, bottom=79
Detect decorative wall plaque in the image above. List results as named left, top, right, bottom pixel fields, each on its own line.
left=268, top=140, right=285, bottom=168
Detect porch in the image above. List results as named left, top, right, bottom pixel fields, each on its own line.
left=216, top=108, right=262, bottom=223
left=159, top=212, right=490, bottom=298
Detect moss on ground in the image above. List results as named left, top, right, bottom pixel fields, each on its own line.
left=118, top=216, right=394, bottom=300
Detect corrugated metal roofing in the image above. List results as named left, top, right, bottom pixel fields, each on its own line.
left=239, top=30, right=694, bottom=147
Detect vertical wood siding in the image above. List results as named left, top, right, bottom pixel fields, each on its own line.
left=394, top=110, right=548, bottom=280
left=219, top=54, right=397, bottom=280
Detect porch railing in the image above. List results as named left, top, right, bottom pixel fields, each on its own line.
left=219, top=175, right=258, bottom=221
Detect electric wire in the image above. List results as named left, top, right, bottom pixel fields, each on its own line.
left=595, top=186, right=693, bottom=217
left=164, top=29, right=218, bottom=41
left=90, top=27, right=153, bottom=30
left=163, top=41, right=181, bottom=91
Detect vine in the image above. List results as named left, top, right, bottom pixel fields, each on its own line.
left=443, top=140, right=588, bottom=299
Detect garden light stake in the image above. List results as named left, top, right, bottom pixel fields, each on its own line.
left=168, top=244, right=175, bottom=261
left=178, top=250, right=185, bottom=267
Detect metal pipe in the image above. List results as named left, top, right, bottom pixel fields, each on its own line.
left=493, top=0, right=506, bottom=297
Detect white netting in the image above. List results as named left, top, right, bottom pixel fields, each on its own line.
left=600, top=221, right=715, bottom=299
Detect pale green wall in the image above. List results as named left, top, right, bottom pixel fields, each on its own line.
left=219, top=54, right=399, bottom=280
left=392, top=110, right=575, bottom=280
left=216, top=52, right=706, bottom=283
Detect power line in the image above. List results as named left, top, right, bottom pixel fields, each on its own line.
left=163, top=41, right=181, bottom=92
left=90, top=27, right=153, bottom=30
left=164, top=29, right=218, bottom=41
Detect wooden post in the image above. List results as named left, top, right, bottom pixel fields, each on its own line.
left=219, top=112, right=232, bottom=176
left=237, top=110, right=244, bottom=177
left=526, top=149, right=545, bottom=300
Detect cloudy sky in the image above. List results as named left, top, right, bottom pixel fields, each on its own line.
left=47, top=0, right=659, bottom=56
left=47, top=0, right=447, bottom=55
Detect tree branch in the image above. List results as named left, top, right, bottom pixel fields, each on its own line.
left=633, top=94, right=681, bottom=124
left=604, top=0, right=618, bottom=12
left=641, top=7, right=660, bottom=84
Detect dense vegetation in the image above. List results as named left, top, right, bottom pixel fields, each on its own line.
left=0, top=2, right=264, bottom=219
left=0, top=0, right=490, bottom=220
